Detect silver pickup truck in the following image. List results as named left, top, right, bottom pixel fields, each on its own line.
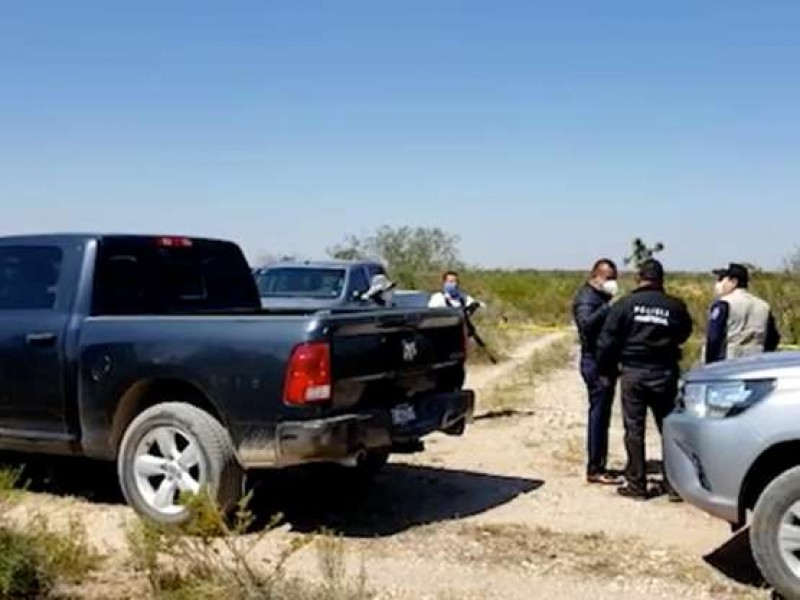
left=253, top=260, right=429, bottom=309
left=664, top=351, right=800, bottom=598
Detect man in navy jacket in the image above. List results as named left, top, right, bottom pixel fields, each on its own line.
left=572, top=258, right=620, bottom=485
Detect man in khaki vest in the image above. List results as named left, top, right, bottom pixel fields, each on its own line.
left=705, top=263, right=781, bottom=363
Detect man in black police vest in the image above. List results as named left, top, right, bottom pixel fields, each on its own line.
left=597, top=259, right=693, bottom=500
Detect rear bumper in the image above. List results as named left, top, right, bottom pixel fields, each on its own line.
left=240, top=390, right=475, bottom=469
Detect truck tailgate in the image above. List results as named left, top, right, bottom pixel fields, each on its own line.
left=321, top=308, right=466, bottom=408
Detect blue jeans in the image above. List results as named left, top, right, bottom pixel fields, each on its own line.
left=580, top=354, right=617, bottom=476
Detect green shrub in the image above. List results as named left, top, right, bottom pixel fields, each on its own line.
left=462, top=269, right=800, bottom=358
left=0, top=528, right=49, bottom=598
left=128, top=491, right=370, bottom=600
left=0, top=467, right=99, bottom=598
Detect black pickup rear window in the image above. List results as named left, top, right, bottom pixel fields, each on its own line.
left=92, top=237, right=260, bottom=315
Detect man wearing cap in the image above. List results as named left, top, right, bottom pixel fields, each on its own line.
left=705, top=263, right=781, bottom=364
left=597, top=259, right=693, bottom=500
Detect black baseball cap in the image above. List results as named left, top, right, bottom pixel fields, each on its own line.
left=638, top=259, right=665, bottom=282
left=713, top=263, right=749, bottom=287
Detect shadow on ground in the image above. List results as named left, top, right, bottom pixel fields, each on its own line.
left=703, top=526, right=770, bottom=592
left=0, top=452, right=543, bottom=538
left=248, top=462, right=543, bottom=537
left=0, top=452, right=125, bottom=504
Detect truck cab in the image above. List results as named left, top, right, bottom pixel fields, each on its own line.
left=253, top=260, right=430, bottom=310
left=253, top=260, right=388, bottom=310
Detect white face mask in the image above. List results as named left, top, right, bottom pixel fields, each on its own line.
left=714, top=280, right=726, bottom=297
left=601, top=279, right=619, bottom=297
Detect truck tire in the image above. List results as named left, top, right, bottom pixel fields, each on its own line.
left=117, top=402, right=243, bottom=525
left=751, top=466, right=800, bottom=599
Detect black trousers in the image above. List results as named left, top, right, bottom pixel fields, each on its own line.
left=620, top=366, right=679, bottom=492
left=580, top=354, right=617, bottom=476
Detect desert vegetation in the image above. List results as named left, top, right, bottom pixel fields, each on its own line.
left=320, top=226, right=800, bottom=370
left=1, top=227, right=795, bottom=598
left=0, top=467, right=99, bottom=598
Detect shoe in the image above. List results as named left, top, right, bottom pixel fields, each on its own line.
left=650, top=480, right=684, bottom=503
left=587, top=472, right=623, bottom=485
left=617, top=485, right=649, bottom=501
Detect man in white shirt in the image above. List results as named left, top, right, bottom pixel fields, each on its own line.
left=428, top=271, right=482, bottom=310
left=430, top=270, right=495, bottom=362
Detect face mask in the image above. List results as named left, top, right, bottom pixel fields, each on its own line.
left=443, top=282, right=458, bottom=295
left=714, top=280, right=726, bottom=297
left=601, top=279, right=619, bottom=297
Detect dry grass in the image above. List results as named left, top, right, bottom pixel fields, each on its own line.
left=482, top=336, right=574, bottom=413
left=453, top=523, right=763, bottom=598
left=465, top=322, right=523, bottom=365
left=550, top=436, right=585, bottom=471
left=126, top=491, right=371, bottom=600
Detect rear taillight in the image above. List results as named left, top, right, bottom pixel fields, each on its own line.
left=283, top=342, right=332, bottom=405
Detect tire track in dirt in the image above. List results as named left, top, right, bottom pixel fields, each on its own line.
left=464, top=329, right=572, bottom=392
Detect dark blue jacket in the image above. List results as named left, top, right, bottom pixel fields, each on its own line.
left=572, top=283, right=613, bottom=356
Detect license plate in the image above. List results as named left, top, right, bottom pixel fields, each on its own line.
left=391, top=403, right=416, bottom=425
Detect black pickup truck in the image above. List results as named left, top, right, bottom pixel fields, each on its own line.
left=0, top=234, right=473, bottom=523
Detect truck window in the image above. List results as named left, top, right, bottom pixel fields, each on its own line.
left=0, top=246, right=63, bottom=310
left=256, top=267, right=346, bottom=298
left=349, top=267, right=369, bottom=295
left=92, top=238, right=260, bottom=315
left=366, top=264, right=386, bottom=279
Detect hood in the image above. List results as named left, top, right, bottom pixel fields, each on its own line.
left=684, top=351, right=800, bottom=382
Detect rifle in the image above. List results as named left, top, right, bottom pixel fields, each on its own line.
left=462, top=301, right=498, bottom=364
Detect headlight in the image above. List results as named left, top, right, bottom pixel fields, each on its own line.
left=682, top=379, right=775, bottom=419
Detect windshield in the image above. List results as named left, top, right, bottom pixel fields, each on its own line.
left=256, top=267, right=346, bottom=298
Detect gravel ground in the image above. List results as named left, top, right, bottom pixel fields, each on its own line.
left=3, top=333, right=771, bottom=598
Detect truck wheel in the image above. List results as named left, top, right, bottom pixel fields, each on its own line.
left=751, top=466, right=800, bottom=598
left=117, top=402, right=243, bottom=525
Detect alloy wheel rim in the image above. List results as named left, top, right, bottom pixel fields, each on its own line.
left=132, top=425, right=205, bottom=516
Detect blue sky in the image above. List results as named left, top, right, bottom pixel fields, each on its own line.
left=2, top=1, right=799, bottom=270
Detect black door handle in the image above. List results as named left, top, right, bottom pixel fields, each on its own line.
left=25, top=332, right=57, bottom=347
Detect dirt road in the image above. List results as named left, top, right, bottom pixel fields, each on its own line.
left=5, top=332, right=768, bottom=598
